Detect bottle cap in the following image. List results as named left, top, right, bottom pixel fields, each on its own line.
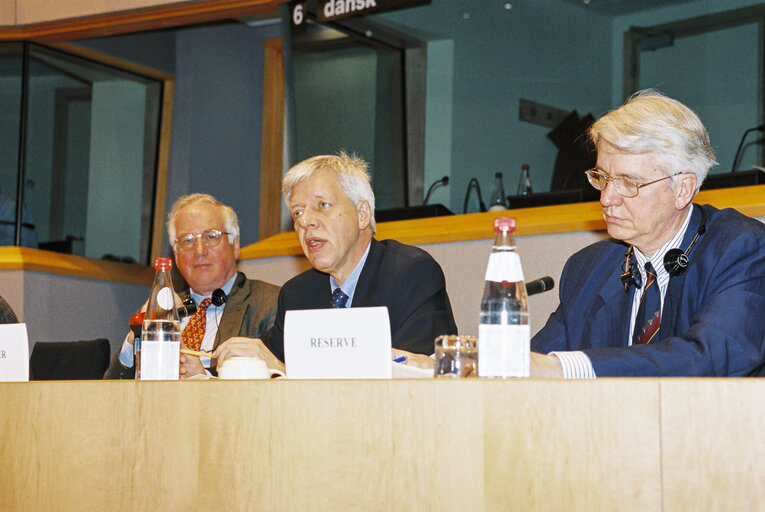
left=130, top=311, right=145, bottom=326
left=522, top=164, right=529, bottom=170
left=495, top=172, right=503, bottom=178
left=154, top=257, right=173, bottom=271
left=494, top=216, right=516, bottom=233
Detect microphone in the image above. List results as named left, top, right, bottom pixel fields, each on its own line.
left=731, top=124, right=765, bottom=172
left=423, top=176, right=449, bottom=204
left=525, top=276, right=555, bottom=296
left=178, top=291, right=197, bottom=318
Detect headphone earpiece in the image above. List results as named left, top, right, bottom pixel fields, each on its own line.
left=211, top=288, right=227, bottom=307
left=621, top=247, right=642, bottom=292
left=663, top=248, right=689, bottom=276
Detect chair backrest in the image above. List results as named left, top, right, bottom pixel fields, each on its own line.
left=29, top=338, right=111, bottom=380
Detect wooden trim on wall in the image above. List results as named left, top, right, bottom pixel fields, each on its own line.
left=239, top=184, right=765, bottom=260
left=0, top=0, right=285, bottom=42
left=0, top=247, right=154, bottom=284
left=259, top=37, right=285, bottom=241
left=152, top=79, right=175, bottom=261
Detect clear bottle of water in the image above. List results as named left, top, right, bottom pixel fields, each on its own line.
left=488, top=172, right=509, bottom=211
left=517, top=164, right=533, bottom=195
left=137, top=257, right=180, bottom=380
left=478, top=217, right=530, bottom=377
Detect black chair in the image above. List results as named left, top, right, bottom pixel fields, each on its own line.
left=29, top=338, right=111, bottom=380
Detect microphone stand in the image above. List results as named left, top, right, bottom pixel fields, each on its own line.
left=731, top=125, right=765, bottom=172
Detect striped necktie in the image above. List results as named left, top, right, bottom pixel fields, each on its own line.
left=633, top=262, right=661, bottom=345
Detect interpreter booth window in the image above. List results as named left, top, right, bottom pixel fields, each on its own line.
left=0, top=42, right=164, bottom=265
left=291, top=18, right=416, bottom=211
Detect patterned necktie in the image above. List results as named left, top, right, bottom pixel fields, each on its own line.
left=331, top=288, right=349, bottom=308
left=633, top=262, right=661, bottom=345
left=181, top=297, right=212, bottom=351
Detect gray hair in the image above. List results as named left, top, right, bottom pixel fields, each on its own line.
left=589, top=89, right=718, bottom=187
left=282, top=152, right=377, bottom=234
left=166, top=193, right=240, bottom=244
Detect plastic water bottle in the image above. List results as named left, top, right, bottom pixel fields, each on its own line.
left=488, top=172, right=509, bottom=211
left=137, top=257, right=180, bottom=380
left=517, top=164, right=533, bottom=195
left=478, top=217, right=530, bottom=377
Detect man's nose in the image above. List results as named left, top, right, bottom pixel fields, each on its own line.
left=600, top=180, right=622, bottom=207
left=297, top=209, right=317, bottom=228
left=192, top=236, right=208, bottom=254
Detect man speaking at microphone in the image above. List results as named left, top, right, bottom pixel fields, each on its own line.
left=104, top=193, right=280, bottom=379
left=213, top=152, right=458, bottom=367
left=530, top=90, right=765, bottom=377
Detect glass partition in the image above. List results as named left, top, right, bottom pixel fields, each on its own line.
left=289, top=0, right=765, bottom=217
left=0, top=42, right=165, bottom=264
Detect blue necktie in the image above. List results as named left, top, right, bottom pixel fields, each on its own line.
left=331, top=288, right=349, bottom=308
left=633, top=262, right=661, bottom=345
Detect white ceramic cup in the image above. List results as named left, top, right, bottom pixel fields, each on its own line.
left=217, top=356, right=284, bottom=380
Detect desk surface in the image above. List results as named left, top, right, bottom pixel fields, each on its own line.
left=1, top=378, right=763, bottom=511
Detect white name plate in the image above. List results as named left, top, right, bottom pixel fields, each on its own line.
left=0, top=323, right=29, bottom=382
left=285, top=306, right=392, bottom=379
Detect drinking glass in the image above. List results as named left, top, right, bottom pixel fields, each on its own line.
left=434, top=335, right=478, bottom=378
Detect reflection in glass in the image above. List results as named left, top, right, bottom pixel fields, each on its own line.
left=0, top=43, right=163, bottom=264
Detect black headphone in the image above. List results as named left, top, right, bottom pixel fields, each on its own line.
left=621, top=206, right=707, bottom=291
left=211, top=288, right=228, bottom=307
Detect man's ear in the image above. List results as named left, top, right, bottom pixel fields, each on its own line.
left=233, top=236, right=241, bottom=258
left=674, top=173, right=698, bottom=210
left=357, top=200, right=372, bottom=230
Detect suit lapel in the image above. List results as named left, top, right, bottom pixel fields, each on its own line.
left=594, top=257, right=633, bottom=348
left=213, top=272, right=248, bottom=350
left=659, top=204, right=703, bottom=341
left=350, top=238, right=381, bottom=307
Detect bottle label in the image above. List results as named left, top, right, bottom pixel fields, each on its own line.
left=139, top=340, right=180, bottom=380
left=156, top=286, right=174, bottom=310
left=484, top=252, right=524, bottom=283
left=477, top=324, right=530, bottom=377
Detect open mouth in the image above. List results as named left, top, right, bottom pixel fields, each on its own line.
left=306, top=237, right=326, bottom=250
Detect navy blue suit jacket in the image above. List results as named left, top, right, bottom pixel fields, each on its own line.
left=531, top=204, right=765, bottom=376
left=265, top=238, right=458, bottom=362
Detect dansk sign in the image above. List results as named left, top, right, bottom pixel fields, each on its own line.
left=291, top=0, right=431, bottom=27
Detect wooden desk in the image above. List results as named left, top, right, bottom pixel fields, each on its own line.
left=1, top=379, right=762, bottom=511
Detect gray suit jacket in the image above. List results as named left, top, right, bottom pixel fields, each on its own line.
left=104, top=272, right=279, bottom=379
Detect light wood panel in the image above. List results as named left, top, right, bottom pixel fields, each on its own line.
left=660, top=379, right=765, bottom=510
left=259, top=37, right=285, bottom=241
left=0, top=246, right=153, bottom=284
left=0, top=0, right=285, bottom=41
left=2, top=379, right=761, bottom=511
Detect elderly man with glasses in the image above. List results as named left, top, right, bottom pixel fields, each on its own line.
left=530, top=89, right=765, bottom=378
left=104, top=193, right=280, bottom=379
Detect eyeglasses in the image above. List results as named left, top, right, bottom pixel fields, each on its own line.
left=584, top=168, right=688, bottom=198
left=174, top=229, right=231, bottom=252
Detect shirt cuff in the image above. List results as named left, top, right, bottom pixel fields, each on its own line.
left=117, top=331, right=135, bottom=367
left=549, top=351, right=596, bottom=379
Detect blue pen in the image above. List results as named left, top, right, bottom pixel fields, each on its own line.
left=393, top=356, right=407, bottom=363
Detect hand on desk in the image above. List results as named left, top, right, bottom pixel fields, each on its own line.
left=179, top=352, right=205, bottom=379
left=392, top=349, right=563, bottom=377
left=213, top=337, right=285, bottom=374
left=530, top=352, right=563, bottom=378
left=391, top=348, right=434, bottom=370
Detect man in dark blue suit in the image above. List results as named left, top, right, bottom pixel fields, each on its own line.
left=530, top=90, right=765, bottom=377
left=213, top=152, right=457, bottom=365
